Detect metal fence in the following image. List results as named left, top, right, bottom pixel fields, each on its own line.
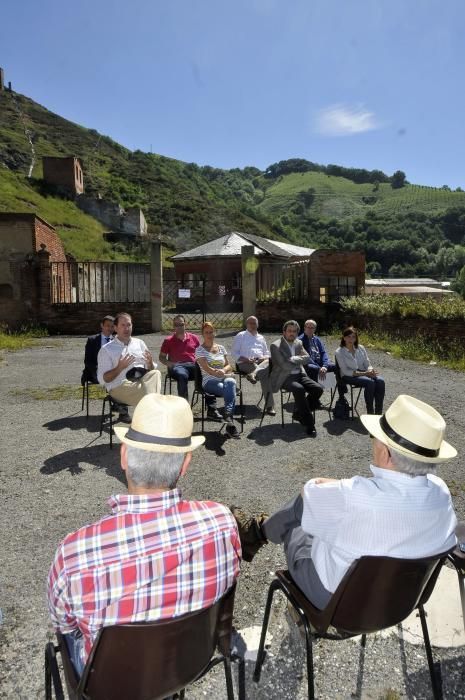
left=50, top=262, right=150, bottom=304
left=256, top=260, right=310, bottom=303
left=162, top=279, right=243, bottom=330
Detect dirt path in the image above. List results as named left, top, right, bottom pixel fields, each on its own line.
left=0, top=333, right=463, bottom=699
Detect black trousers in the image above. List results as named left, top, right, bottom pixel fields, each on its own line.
left=281, top=374, right=323, bottom=427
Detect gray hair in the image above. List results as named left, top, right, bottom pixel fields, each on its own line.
left=389, top=448, right=437, bottom=477
left=126, top=445, right=184, bottom=488
left=304, top=319, right=317, bottom=328
left=283, top=319, right=300, bottom=333
left=246, top=316, right=259, bottom=325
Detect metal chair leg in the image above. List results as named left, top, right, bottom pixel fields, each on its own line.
left=223, top=656, right=235, bottom=700
left=253, top=578, right=281, bottom=682
left=81, top=383, right=85, bottom=412
left=418, top=604, right=443, bottom=699
left=86, top=382, right=90, bottom=417
left=45, top=642, right=65, bottom=700
left=109, top=399, right=113, bottom=449
left=302, top=618, right=315, bottom=700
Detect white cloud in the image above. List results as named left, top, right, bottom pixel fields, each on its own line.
left=315, top=104, right=380, bottom=136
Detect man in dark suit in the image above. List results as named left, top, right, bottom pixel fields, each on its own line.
left=81, top=316, right=115, bottom=385
left=270, top=320, right=323, bottom=436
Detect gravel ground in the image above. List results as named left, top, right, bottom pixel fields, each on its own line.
left=0, top=332, right=464, bottom=700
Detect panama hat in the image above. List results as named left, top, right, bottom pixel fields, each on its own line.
left=361, top=394, right=456, bottom=463
left=114, top=394, right=205, bottom=453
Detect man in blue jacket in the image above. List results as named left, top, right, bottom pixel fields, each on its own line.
left=298, top=319, right=335, bottom=382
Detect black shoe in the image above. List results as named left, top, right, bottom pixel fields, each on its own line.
left=265, top=407, right=276, bottom=416
left=307, top=426, right=317, bottom=437
left=224, top=413, right=234, bottom=425
left=207, top=407, right=223, bottom=421
left=226, top=423, right=240, bottom=439
left=118, top=413, right=131, bottom=424
left=229, top=506, right=268, bottom=562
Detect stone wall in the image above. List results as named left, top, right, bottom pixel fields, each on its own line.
left=343, top=313, right=465, bottom=348
left=39, top=302, right=152, bottom=335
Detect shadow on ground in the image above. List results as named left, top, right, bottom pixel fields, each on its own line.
left=40, top=443, right=125, bottom=483
left=43, top=413, right=102, bottom=433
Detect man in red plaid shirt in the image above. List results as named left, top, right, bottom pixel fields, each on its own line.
left=47, top=394, right=241, bottom=675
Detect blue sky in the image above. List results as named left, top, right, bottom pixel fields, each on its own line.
left=2, top=0, right=465, bottom=188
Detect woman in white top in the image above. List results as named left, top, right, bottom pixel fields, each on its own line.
left=195, top=321, right=239, bottom=437
left=335, top=326, right=385, bottom=414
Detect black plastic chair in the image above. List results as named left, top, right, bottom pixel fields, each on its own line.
left=334, top=358, right=363, bottom=419
left=45, top=584, right=239, bottom=700
left=191, top=363, right=244, bottom=434
left=253, top=550, right=454, bottom=700
left=163, top=372, right=173, bottom=395
left=448, top=551, right=465, bottom=632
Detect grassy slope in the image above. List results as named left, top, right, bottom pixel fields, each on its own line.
left=258, top=171, right=465, bottom=221
left=1, top=88, right=465, bottom=265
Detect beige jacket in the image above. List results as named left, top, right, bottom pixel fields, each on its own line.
left=270, top=337, right=309, bottom=392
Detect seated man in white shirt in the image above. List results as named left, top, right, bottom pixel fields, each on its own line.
left=231, top=315, right=275, bottom=416
left=233, top=394, right=458, bottom=608
left=97, top=312, right=161, bottom=423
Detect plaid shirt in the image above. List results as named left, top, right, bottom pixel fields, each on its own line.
left=47, top=489, right=241, bottom=666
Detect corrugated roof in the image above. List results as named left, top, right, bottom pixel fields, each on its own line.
left=171, top=231, right=315, bottom=260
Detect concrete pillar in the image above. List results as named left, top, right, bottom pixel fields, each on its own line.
left=241, top=245, right=257, bottom=325
left=36, top=244, right=51, bottom=323
left=151, top=241, right=163, bottom=332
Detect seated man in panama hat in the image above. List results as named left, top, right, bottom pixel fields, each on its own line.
left=233, top=394, right=458, bottom=608
left=47, top=395, right=241, bottom=675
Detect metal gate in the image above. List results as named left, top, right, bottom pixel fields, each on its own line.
left=162, top=279, right=243, bottom=330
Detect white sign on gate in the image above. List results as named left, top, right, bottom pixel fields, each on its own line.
left=178, top=289, right=191, bottom=298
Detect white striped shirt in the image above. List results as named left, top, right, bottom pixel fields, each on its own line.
left=301, top=465, right=457, bottom=593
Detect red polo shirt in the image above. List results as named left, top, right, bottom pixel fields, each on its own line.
left=160, top=332, right=200, bottom=363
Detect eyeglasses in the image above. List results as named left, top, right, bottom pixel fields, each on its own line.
left=173, top=323, right=185, bottom=327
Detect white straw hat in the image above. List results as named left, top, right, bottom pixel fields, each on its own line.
left=360, top=394, right=456, bottom=463
left=114, top=394, right=205, bottom=453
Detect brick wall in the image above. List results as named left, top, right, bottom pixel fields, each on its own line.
left=42, top=157, right=83, bottom=195
left=39, top=302, right=153, bottom=335
left=33, top=219, right=66, bottom=261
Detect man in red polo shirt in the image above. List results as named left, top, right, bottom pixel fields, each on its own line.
left=159, top=316, right=220, bottom=418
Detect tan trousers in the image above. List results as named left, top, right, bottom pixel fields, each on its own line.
left=109, top=369, right=161, bottom=406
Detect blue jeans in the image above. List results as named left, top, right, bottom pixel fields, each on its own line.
left=203, top=377, right=236, bottom=414
left=64, top=629, right=85, bottom=676
left=168, top=362, right=195, bottom=400
left=344, top=375, right=385, bottom=414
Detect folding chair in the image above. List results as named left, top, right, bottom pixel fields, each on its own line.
left=259, top=361, right=314, bottom=429
left=334, top=358, right=363, bottom=419
left=99, top=393, right=122, bottom=449
left=254, top=550, right=454, bottom=700
left=45, top=584, right=238, bottom=700
left=191, top=363, right=244, bottom=434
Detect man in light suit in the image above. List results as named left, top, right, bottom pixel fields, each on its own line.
left=81, top=315, right=115, bottom=385
left=270, top=320, right=323, bottom=436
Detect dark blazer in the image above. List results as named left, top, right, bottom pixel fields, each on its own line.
left=269, top=337, right=309, bottom=392
left=81, top=334, right=103, bottom=384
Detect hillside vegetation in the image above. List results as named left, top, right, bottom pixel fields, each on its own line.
left=1, top=89, right=465, bottom=279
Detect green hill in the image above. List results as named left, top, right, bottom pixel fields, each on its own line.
left=1, top=88, right=465, bottom=278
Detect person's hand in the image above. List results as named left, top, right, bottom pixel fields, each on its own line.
left=313, top=477, right=339, bottom=485
left=289, top=356, right=302, bottom=365
left=215, top=368, right=226, bottom=378
left=117, top=353, right=135, bottom=372
left=367, top=368, right=378, bottom=377
left=144, top=350, right=154, bottom=368
left=318, top=367, right=327, bottom=380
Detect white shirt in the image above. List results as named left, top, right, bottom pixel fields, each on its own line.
left=97, top=336, right=156, bottom=391
left=100, top=333, right=113, bottom=348
left=301, top=465, right=457, bottom=593
left=231, top=330, right=270, bottom=363
left=335, top=344, right=371, bottom=377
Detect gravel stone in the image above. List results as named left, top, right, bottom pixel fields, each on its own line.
left=0, top=332, right=464, bottom=699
